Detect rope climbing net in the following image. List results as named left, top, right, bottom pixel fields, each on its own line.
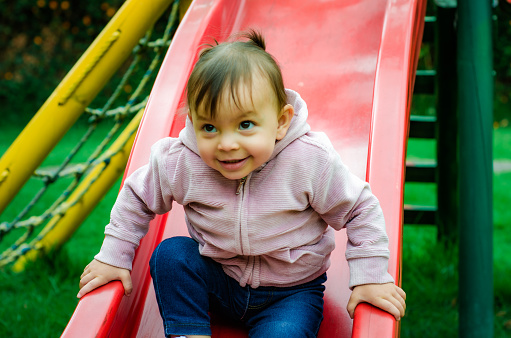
left=0, top=0, right=182, bottom=269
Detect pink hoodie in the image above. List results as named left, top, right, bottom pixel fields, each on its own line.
left=95, top=89, right=394, bottom=289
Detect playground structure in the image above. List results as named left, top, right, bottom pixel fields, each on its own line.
left=0, top=0, right=495, bottom=336
left=61, top=0, right=425, bottom=336
left=0, top=0, right=183, bottom=270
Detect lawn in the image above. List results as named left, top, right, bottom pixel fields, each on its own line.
left=401, top=127, right=511, bottom=337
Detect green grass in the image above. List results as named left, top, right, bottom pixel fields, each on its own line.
left=400, top=127, right=511, bottom=337
left=0, top=122, right=510, bottom=337
left=0, top=119, right=123, bottom=337
left=401, top=135, right=457, bottom=336
left=0, top=167, right=121, bottom=337
left=0, top=182, right=121, bottom=337
left=401, top=229, right=459, bottom=337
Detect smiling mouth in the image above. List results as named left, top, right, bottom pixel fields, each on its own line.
left=218, top=157, right=249, bottom=170
left=221, top=159, right=245, bottom=163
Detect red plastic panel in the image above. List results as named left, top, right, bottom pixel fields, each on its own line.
left=62, top=0, right=425, bottom=337
left=354, top=0, right=426, bottom=336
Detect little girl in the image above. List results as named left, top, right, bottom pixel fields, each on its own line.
left=78, top=30, right=406, bottom=338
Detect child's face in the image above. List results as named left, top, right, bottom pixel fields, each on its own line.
left=190, top=75, right=293, bottom=180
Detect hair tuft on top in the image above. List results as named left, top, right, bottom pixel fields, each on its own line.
left=186, top=29, right=287, bottom=119
left=239, top=29, right=266, bottom=51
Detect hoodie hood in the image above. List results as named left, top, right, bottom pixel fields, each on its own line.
left=179, top=89, right=311, bottom=163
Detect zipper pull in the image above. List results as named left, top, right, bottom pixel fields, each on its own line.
left=236, top=176, right=247, bottom=195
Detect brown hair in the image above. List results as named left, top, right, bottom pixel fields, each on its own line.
left=186, top=29, right=287, bottom=118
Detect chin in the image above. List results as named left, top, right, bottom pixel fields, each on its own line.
left=220, top=172, right=247, bottom=180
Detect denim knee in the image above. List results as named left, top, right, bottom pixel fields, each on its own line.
left=149, top=236, right=212, bottom=336
left=149, top=236, right=199, bottom=276
left=245, top=274, right=326, bottom=338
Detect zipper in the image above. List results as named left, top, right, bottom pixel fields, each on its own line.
left=236, top=175, right=248, bottom=255
left=236, top=176, right=247, bottom=195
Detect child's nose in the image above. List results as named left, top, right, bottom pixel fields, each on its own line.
left=218, top=133, right=240, bottom=151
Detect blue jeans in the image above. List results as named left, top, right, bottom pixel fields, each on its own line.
left=149, top=237, right=326, bottom=337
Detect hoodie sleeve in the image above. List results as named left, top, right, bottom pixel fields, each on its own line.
left=94, top=138, right=175, bottom=270
left=309, top=143, right=394, bottom=289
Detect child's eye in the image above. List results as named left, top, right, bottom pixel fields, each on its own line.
left=203, top=124, right=217, bottom=133
left=239, top=121, right=254, bottom=130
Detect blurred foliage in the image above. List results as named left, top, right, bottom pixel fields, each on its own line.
left=495, top=5, right=511, bottom=78
left=0, top=0, right=124, bottom=125
left=494, top=2, right=511, bottom=124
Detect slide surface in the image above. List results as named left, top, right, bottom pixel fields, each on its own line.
left=62, top=0, right=425, bottom=336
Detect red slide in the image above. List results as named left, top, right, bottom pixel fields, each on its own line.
left=62, top=0, right=425, bottom=336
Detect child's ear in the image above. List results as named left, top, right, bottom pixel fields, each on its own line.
left=276, top=104, right=294, bottom=141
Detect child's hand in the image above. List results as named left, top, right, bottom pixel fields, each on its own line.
left=347, top=283, right=406, bottom=321
left=77, top=259, right=132, bottom=298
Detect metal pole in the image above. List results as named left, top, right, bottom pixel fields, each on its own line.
left=457, top=0, right=494, bottom=336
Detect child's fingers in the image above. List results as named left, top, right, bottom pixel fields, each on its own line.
left=80, top=267, right=90, bottom=280
left=80, top=261, right=95, bottom=279
left=79, top=271, right=94, bottom=289
left=398, top=293, right=406, bottom=315
left=397, top=286, right=407, bottom=300
left=348, top=297, right=403, bottom=321
left=346, top=298, right=357, bottom=319
left=386, top=294, right=406, bottom=319
left=386, top=286, right=406, bottom=313
left=379, top=287, right=406, bottom=320
left=78, top=261, right=132, bottom=298
left=347, top=284, right=407, bottom=320
left=378, top=298, right=403, bottom=321
left=77, top=277, right=105, bottom=298
left=392, top=285, right=407, bottom=309
left=378, top=284, right=406, bottom=318
left=393, top=286, right=406, bottom=317
left=119, top=273, right=133, bottom=297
